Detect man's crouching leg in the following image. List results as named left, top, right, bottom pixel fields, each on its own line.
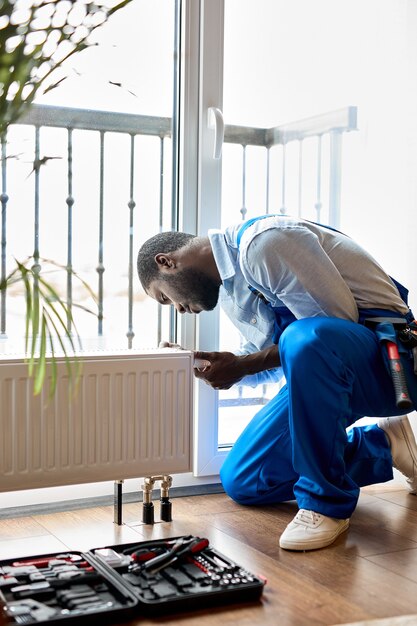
left=276, top=317, right=417, bottom=551
left=220, top=384, right=298, bottom=506
left=277, top=318, right=364, bottom=551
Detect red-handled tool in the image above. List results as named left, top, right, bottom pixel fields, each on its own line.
left=386, top=341, right=413, bottom=410
left=129, top=536, right=210, bottom=575
left=131, top=547, right=166, bottom=562
left=145, top=536, right=210, bottom=575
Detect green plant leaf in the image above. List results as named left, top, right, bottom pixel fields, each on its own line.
left=4, top=255, right=95, bottom=395
left=40, top=257, right=98, bottom=304
left=29, top=273, right=41, bottom=376
left=19, top=264, right=33, bottom=356
left=47, top=326, right=58, bottom=398
left=33, top=312, right=47, bottom=395
left=38, top=285, right=77, bottom=351
left=43, top=308, right=75, bottom=380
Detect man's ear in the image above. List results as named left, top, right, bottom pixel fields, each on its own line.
left=154, top=253, right=176, bottom=273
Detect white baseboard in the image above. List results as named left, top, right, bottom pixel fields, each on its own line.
left=0, top=473, right=221, bottom=510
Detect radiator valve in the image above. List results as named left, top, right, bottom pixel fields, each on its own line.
left=141, top=476, right=155, bottom=525
left=160, top=475, right=173, bottom=522
left=141, top=475, right=173, bottom=524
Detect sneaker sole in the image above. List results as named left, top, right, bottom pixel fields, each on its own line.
left=379, top=416, right=417, bottom=494
left=279, top=519, right=350, bottom=551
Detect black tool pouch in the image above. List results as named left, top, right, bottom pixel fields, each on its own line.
left=397, top=321, right=417, bottom=375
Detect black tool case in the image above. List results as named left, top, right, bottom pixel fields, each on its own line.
left=0, top=535, right=265, bottom=624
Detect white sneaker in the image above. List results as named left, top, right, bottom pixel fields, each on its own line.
left=378, top=415, right=417, bottom=493
left=279, top=509, right=349, bottom=551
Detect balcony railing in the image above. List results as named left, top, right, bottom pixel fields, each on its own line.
left=1, top=103, right=357, bottom=355
left=224, top=105, right=357, bottom=228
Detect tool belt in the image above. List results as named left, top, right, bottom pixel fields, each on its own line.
left=364, top=316, right=417, bottom=410
left=365, top=317, right=417, bottom=350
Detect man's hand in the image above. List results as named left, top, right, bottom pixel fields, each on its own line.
left=159, top=340, right=182, bottom=349
left=193, top=350, right=244, bottom=389
left=193, top=344, right=280, bottom=390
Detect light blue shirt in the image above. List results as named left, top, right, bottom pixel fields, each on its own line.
left=208, top=215, right=407, bottom=387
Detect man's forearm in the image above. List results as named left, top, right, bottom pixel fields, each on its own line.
left=238, top=344, right=280, bottom=376
left=192, top=345, right=280, bottom=389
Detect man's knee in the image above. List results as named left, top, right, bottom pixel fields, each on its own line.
left=279, top=318, right=323, bottom=366
left=279, top=317, right=349, bottom=370
left=219, top=459, right=249, bottom=505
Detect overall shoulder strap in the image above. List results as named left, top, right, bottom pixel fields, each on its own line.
left=236, top=214, right=278, bottom=248
left=236, top=213, right=341, bottom=249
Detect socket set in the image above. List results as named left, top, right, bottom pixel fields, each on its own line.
left=0, top=551, right=137, bottom=625
left=0, top=536, right=265, bottom=623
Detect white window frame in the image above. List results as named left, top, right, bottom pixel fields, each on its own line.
left=180, top=0, right=228, bottom=477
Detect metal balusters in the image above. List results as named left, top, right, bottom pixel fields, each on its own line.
left=66, top=128, right=74, bottom=334
left=32, top=127, right=41, bottom=276
left=280, top=144, right=286, bottom=214
left=240, top=145, right=247, bottom=221
left=97, top=131, right=105, bottom=336
left=265, top=147, right=270, bottom=214
left=329, top=130, right=342, bottom=229
left=1, top=134, right=8, bottom=337
left=314, top=135, right=323, bottom=223
left=157, top=136, right=165, bottom=345
left=298, top=140, right=303, bottom=217
left=126, top=134, right=136, bottom=349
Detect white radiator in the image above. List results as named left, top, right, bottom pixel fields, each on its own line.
left=0, top=351, right=193, bottom=492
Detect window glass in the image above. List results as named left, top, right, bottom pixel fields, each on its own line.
left=2, top=0, right=177, bottom=352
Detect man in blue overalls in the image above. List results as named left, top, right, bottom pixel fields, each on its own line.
left=137, top=214, right=417, bottom=551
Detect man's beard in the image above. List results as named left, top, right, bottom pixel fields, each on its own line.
left=164, top=267, right=220, bottom=311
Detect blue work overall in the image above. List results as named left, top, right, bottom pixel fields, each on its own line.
left=220, top=216, right=417, bottom=519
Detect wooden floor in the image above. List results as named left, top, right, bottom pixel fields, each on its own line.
left=2, top=486, right=417, bottom=626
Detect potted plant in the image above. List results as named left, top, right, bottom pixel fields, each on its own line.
left=0, top=0, right=131, bottom=394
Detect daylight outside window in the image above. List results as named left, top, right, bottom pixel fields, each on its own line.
left=1, top=0, right=177, bottom=355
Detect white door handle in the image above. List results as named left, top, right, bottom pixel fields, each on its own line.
left=207, top=107, right=224, bottom=159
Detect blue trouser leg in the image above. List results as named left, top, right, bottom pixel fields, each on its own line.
left=220, top=317, right=417, bottom=518
left=220, top=386, right=392, bottom=508
left=220, top=385, right=298, bottom=505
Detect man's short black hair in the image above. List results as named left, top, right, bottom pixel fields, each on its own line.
left=137, top=231, right=196, bottom=291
